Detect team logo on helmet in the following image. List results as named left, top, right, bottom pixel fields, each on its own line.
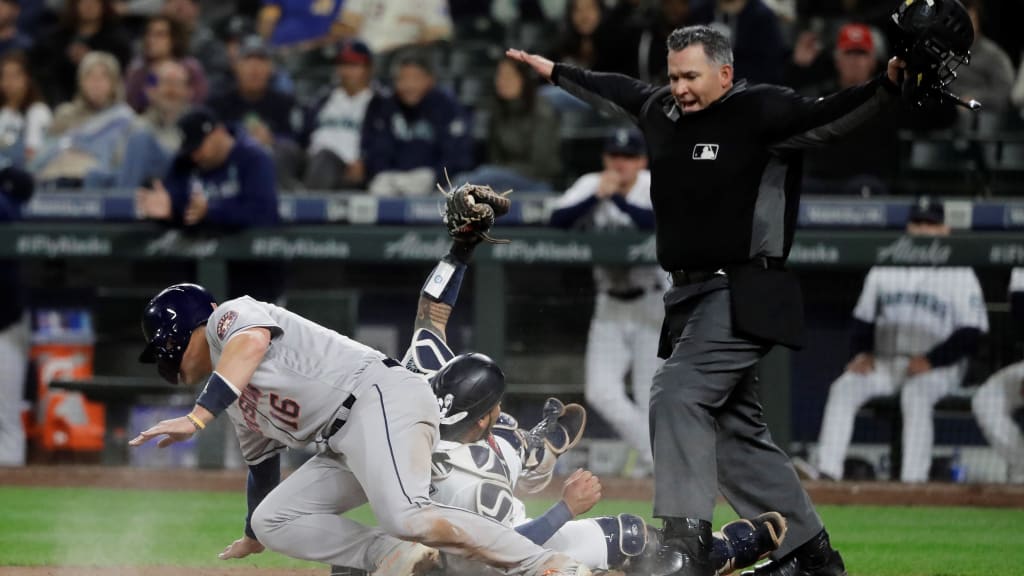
left=437, top=393, right=468, bottom=425
left=216, top=310, right=238, bottom=340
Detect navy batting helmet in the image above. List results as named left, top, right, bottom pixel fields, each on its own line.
left=139, top=283, right=216, bottom=384
left=431, top=353, right=505, bottom=437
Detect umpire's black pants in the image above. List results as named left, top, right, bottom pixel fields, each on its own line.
left=651, top=276, right=822, bottom=558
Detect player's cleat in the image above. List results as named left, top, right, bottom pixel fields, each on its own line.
left=741, top=530, right=846, bottom=576
left=331, top=567, right=368, bottom=576
left=371, top=542, right=441, bottom=576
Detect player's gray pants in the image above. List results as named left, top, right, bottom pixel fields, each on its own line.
left=251, top=361, right=574, bottom=575
left=652, top=279, right=823, bottom=558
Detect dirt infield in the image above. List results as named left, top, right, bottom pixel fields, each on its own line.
left=5, top=568, right=322, bottom=576
left=2, top=465, right=1023, bottom=507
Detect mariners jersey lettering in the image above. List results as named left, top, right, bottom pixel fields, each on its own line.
left=853, top=267, right=988, bottom=356
left=207, top=296, right=385, bottom=462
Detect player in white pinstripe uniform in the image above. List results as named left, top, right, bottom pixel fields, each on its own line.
left=972, top=268, right=1024, bottom=483
left=813, top=199, right=989, bottom=482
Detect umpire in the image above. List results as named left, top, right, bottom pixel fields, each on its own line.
left=510, top=25, right=904, bottom=576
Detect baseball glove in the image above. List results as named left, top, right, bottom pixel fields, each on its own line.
left=439, top=177, right=512, bottom=244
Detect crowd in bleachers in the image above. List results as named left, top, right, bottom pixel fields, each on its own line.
left=0, top=0, right=1023, bottom=198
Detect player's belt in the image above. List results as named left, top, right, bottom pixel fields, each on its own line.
left=324, top=358, right=403, bottom=440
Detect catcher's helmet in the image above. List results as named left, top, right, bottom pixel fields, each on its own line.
left=891, top=0, right=975, bottom=107
left=139, top=283, right=216, bottom=384
left=431, top=353, right=505, bottom=437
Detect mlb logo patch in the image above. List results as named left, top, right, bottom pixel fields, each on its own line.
left=693, top=144, right=719, bottom=160
left=216, top=310, right=238, bottom=340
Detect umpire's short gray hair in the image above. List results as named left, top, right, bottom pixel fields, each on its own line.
left=666, top=26, right=734, bottom=67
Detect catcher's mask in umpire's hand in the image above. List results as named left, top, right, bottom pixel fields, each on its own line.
left=139, top=283, right=216, bottom=384
left=431, top=353, right=506, bottom=438
left=890, top=0, right=976, bottom=108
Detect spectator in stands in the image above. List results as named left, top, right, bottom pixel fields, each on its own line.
left=550, top=127, right=663, bottom=478
left=808, top=199, right=988, bottom=483
left=0, top=0, right=32, bottom=56
left=135, top=106, right=284, bottom=301
left=690, top=0, right=785, bottom=85
left=551, top=0, right=631, bottom=74
left=336, top=0, right=452, bottom=56
left=954, top=0, right=1014, bottom=113
left=162, top=0, right=232, bottom=99
left=303, top=39, right=381, bottom=191
left=33, top=0, right=132, bottom=106
left=32, top=51, right=135, bottom=187
left=972, top=269, right=1024, bottom=484
left=799, top=23, right=898, bottom=196
left=362, top=53, right=472, bottom=197
left=0, top=52, right=51, bottom=168
left=117, top=60, right=191, bottom=189
left=634, top=0, right=691, bottom=83
left=123, top=15, right=208, bottom=113
left=258, top=0, right=343, bottom=49
left=456, top=59, right=559, bottom=193
left=208, top=36, right=304, bottom=191
left=0, top=165, right=33, bottom=466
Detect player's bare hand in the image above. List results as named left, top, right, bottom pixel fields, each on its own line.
left=886, top=57, right=907, bottom=86
left=184, top=192, right=209, bottom=226
left=136, top=181, right=172, bottom=220
left=562, top=468, right=602, bottom=517
left=906, top=355, right=932, bottom=376
left=596, top=171, right=619, bottom=199
left=129, top=416, right=197, bottom=448
left=219, top=535, right=265, bottom=560
left=847, top=353, right=875, bottom=374
left=505, top=49, right=554, bottom=81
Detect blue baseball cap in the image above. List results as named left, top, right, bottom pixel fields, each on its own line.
left=604, top=128, right=646, bottom=157
left=337, top=39, right=372, bottom=65
left=177, top=107, right=219, bottom=157
left=909, top=196, right=945, bottom=224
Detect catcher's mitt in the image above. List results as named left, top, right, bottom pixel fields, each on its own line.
left=440, top=177, right=512, bottom=244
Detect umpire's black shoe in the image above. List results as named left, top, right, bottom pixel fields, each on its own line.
left=654, top=517, right=714, bottom=576
left=741, top=529, right=847, bottom=576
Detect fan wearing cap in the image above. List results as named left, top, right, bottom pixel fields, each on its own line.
left=303, top=39, right=382, bottom=190
left=549, top=127, right=664, bottom=478
left=811, top=197, right=988, bottom=483
left=208, top=35, right=305, bottom=190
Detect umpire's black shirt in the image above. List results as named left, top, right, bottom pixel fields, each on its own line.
left=552, top=64, right=898, bottom=272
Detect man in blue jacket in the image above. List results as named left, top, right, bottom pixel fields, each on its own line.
left=362, top=53, right=473, bottom=196
left=136, top=107, right=283, bottom=301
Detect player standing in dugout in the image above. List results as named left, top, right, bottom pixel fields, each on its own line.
left=510, top=21, right=912, bottom=576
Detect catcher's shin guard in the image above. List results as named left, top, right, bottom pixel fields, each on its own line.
left=711, top=512, right=788, bottom=574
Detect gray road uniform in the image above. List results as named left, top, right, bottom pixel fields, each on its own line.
left=207, top=297, right=574, bottom=575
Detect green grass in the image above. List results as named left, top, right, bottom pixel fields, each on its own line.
left=1, top=486, right=1022, bottom=575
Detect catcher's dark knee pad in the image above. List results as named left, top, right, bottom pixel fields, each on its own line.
left=595, top=513, right=649, bottom=568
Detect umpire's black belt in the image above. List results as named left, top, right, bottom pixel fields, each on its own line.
left=670, top=257, right=783, bottom=287
left=324, top=357, right=402, bottom=440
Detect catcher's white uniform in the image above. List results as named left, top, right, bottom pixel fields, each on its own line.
left=430, top=429, right=613, bottom=574
left=972, top=269, right=1024, bottom=483
left=816, top=266, right=988, bottom=482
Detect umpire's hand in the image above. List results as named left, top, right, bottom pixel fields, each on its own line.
left=886, top=57, right=907, bottom=86
left=506, top=49, right=554, bottom=81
